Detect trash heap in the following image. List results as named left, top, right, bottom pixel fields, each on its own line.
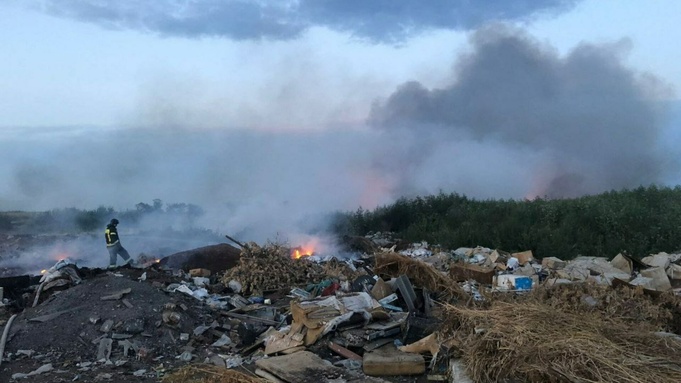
left=1, top=235, right=681, bottom=383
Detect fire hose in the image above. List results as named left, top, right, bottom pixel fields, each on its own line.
left=0, top=314, right=18, bottom=367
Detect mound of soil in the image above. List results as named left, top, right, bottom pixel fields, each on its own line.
left=0, top=268, right=223, bottom=382
left=159, top=243, right=241, bottom=273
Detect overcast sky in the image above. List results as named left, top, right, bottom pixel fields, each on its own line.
left=1, top=0, right=680, bottom=241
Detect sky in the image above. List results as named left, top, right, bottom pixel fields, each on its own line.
left=1, top=0, right=681, bottom=243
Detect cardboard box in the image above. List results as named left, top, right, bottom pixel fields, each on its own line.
left=450, top=263, right=495, bottom=285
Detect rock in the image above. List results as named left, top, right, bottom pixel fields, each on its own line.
left=162, top=311, right=181, bottom=325
left=208, top=355, right=226, bottom=367
left=178, top=351, right=193, bottom=362
left=99, top=319, right=114, bottom=333
left=122, top=318, right=145, bottom=334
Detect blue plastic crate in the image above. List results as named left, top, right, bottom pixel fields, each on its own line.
left=515, top=276, right=532, bottom=290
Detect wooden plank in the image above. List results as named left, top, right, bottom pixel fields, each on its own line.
left=449, top=263, right=495, bottom=284
left=328, top=341, right=362, bottom=361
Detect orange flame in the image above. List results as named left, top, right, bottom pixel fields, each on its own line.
left=292, top=246, right=314, bottom=260
left=40, top=269, right=47, bottom=274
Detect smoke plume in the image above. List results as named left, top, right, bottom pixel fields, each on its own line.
left=369, top=25, right=674, bottom=198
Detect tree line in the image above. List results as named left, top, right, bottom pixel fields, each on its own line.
left=0, top=199, right=205, bottom=234
left=331, top=185, right=681, bottom=260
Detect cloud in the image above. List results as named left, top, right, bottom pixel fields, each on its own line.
left=369, top=25, right=675, bottom=198
left=28, top=0, right=580, bottom=41
left=298, top=0, right=579, bottom=41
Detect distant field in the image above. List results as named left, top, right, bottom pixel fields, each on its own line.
left=0, top=211, right=37, bottom=232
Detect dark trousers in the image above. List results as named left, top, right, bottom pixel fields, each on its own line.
left=107, top=242, right=131, bottom=266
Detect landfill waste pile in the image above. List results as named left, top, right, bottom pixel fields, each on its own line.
left=0, top=232, right=680, bottom=382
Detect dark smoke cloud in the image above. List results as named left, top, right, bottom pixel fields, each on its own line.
left=29, top=0, right=579, bottom=41
left=369, top=25, right=674, bottom=198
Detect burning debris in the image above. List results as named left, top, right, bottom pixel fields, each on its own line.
left=221, top=242, right=356, bottom=296
left=290, top=246, right=314, bottom=260
left=0, top=234, right=680, bottom=383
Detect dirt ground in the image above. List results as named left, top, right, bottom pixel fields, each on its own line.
left=0, top=267, right=232, bottom=382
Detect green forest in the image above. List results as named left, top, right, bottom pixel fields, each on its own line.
left=331, top=185, right=681, bottom=260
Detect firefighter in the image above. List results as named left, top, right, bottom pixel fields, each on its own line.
left=105, top=218, right=132, bottom=268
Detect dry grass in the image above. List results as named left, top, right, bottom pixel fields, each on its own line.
left=441, top=292, right=681, bottom=383
left=374, top=252, right=467, bottom=301
left=162, top=364, right=266, bottom=383
left=484, top=283, right=681, bottom=332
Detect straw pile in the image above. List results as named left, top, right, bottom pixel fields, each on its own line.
left=222, top=242, right=359, bottom=295
left=374, top=252, right=467, bottom=301
left=162, top=364, right=265, bottom=383
left=441, top=299, right=681, bottom=383
left=486, top=283, right=681, bottom=332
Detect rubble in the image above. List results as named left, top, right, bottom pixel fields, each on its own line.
left=0, top=235, right=680, bottom=383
